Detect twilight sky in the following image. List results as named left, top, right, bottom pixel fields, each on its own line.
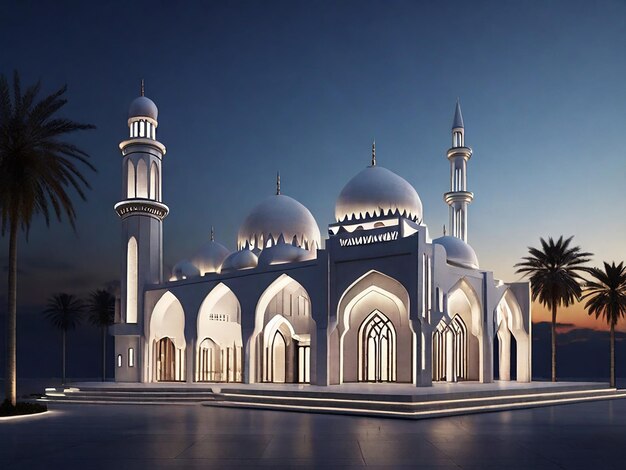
left=1, top=0, right=625, bottom=332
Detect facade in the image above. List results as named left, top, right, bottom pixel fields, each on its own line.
left=111, top=88, right=532, bottom=387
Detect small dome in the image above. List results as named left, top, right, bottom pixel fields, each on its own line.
left=221, top=249, right=258, bottom=273
left=171, top=260, right=200, bottom=280
left=189, top=239, right=231, bottom=275
left=128, top=96, right=158, bottom=120
left=335, top=166, right=423, bottom=222
left=238, top=194, right=321, bottom=251
left=432, top=236, right=479, bottom=270
left=258, top=240, right=312, bottom=267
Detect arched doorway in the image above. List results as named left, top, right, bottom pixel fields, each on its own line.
left=155, top=337, right=184, bottom=382
left=271, top=330, right=287, bottom=383
left=149, top=291, right=186, bottom=382
left=359, top=310, right=396, bottom=382
left=495, top=289, right=530, bottom=382
left=432, top=315, right=468, bottom=382
left=253, top=275, right=315, bottom=384
left=334, top=270, right=414, bottom=384
left=197, top=284, right=243, bottom=382
left=443, top=279, right=482, bottom=381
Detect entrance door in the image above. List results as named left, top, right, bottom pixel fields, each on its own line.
left=155, top=337, right=183, bottom=382
left=359, top=311, right=396, bottom=382
left=271, top=330, right=286, bottom=383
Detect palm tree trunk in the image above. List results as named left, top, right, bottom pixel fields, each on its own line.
left=62, top=329, right=66, bottom=385
left=551, top=303, right=557, bottom=382
left=102, top=327, right=106, bottom=382
left=610, top=323, right=615, bottom=388
left=5, top=219, right=18, bottom=406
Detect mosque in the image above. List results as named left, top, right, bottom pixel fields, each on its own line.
left=110, top=86, right=532, bottom=388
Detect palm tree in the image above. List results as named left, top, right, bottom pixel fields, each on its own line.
left=43, top=293, right=84, bottom=385
left=87, top=289, right=115, bottom=382
left=581, top=262, right=626, bottom=388
left=515, top=236, right=592, bottom=382
left=0, top=72, right=95, bottom=405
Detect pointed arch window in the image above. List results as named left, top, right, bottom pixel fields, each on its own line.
left=126, top=237, right=138, bottom=323
left=432, top=315, right=467, bottom=381
left=358, top=310, right=396, bottom=382
left=127, top=160, right=136, bottom=198
left=136, top=159, right=148, bottom=198
left=149, top=162, right=159, bottom=201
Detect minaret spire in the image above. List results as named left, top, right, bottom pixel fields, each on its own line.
left=444, top=100, right=473, bottom=242
left=140, top=79, right=145, bottom=97
left=371, top=140, right=376, bottom=166
left=210, top=226, right=215, bottom=241
left=452, top=98, right=464, bottom=129
left=276, top=171, right=281, bottom=195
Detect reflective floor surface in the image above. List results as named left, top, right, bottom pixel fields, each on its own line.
left=1, top=398, right=625, bottom=469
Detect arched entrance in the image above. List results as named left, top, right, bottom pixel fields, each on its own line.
left=253, top=275, right=315, bottom=384
left=270, top=330, right=287, bottom=383
left=197, top=284, right=243, bottom=382
left=149, top=292, right=186, bottom=382
left=433, top=279, right=482, bottom=382
left=432, top=315, right=468, bottom=382
left=359, top=310, right=396, bottom=382
left=155, top=337, right=184, bottom=381
left=495, top=289, right=531, bottom=382
left=334, top=270, right=414, bottom=384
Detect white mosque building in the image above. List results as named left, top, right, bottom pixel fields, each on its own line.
left=110, top=87, right=531, bottom=387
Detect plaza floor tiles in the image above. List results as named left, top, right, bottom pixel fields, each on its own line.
left=2, top=398, right=626, bottom=469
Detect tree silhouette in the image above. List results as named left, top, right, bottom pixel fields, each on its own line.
left=87, top=289, right=115, bottom=381
left=515, top=236, right=591, bottom=382
left=582, top=262, right=626, bottom=388
left=43, top=293, right=84, bottom=385
left=0, top=71, right=95, bottom=405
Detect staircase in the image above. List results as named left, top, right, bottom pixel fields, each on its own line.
left=203, top=383, right=626, bottom=419
left=40, top=382, right=626, bottom=420
left=40, top=386, right=218, bottom=405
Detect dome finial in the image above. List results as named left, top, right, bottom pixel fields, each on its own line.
left=276, top=171, right=281, bottom=195
left=371, top=140, right=376, bottom=166
left=140, top=79, right=145, bottom=97
left=210, top=226, right=215, bottom=241
left=443, top=224, right=447, bottom=236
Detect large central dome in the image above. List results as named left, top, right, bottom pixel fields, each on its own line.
left=335, top=165, right=423, bottom=222
left=238, top=194, right=321, bottom=250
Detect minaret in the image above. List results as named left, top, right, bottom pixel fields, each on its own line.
left=114, top=82, right=169, bottom=328
left=444, top=100, right=473, bottom=242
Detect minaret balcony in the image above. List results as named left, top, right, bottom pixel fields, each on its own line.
left=114, top=199, right=169, bottom=221
left=119, top=137, right=166, bottom=156
left=447, top=146, right=472, bottom=160
left=444, top=191, right=474, bottom=205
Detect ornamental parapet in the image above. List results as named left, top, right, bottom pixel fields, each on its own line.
left=114, top=199, right=169, bottom=220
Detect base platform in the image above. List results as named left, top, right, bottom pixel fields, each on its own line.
left=40, top=381, right=626, bottom=419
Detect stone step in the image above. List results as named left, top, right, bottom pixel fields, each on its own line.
left=204, top=387, right=626, bottom=419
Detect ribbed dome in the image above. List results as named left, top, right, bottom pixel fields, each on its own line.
left=128, top=96, right=158, bottom=120
left=171, top=259, right=200, bottom=280
left=221, top=249, right=258, bottom=273
left=258, top=240, right=312, bottom=267
left=335, top=166, right=423, bottom=222
left=433, top=236, right=479, bottom=270
left=189, top=239, right=231, bottom=275
left=238, top=194, right=321, bottom=251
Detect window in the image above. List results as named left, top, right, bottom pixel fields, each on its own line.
left=128, top=348, right=135, bottom=367
left=358, top=310, right=396, bottom=382
left=126, top=237, right=138, bottom=323
left=117, top=354, right=122, bottom=368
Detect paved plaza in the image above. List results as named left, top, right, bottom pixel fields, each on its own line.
left=2, top=398, right=626, bottom=469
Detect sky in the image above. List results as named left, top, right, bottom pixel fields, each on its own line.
left=1, top=0, right=625, bottom=351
